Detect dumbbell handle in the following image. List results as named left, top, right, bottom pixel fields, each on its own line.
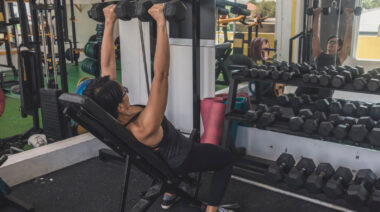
left=317, top=171, right=330, bottom=179
left=0, top=155, right=7, bottom=167
left=279, top=162, right=287, bottom=169
left=299, top=167, right=308, bottom=175
left=336, top=176, right=344, bottom=183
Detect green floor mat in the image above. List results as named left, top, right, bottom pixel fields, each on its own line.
left=0, top=61, right=121, bottom=139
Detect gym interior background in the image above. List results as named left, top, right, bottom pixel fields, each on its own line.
left=1, top=0, right=380, bottom=211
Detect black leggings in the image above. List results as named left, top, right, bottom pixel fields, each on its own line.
left=172, top=143, right=236, bottom=206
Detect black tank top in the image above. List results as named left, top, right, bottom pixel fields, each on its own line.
left=315, top=52, right=341, bottom=70
left=124, top=106, right=192, bottom=168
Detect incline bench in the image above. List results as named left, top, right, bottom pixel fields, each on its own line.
left=59, top=93, right=239, bottom=212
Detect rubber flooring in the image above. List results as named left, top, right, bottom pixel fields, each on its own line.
left=3, top=158, right=348, bottom=212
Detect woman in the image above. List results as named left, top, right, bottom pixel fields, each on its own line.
left=296, top=7, right=354, bottom=98
left=83, top=4, right=236, bottom=212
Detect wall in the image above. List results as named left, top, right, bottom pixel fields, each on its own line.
left=356, top=36, right=380, bottom=60
left=275, top=0, right=304, bottom=62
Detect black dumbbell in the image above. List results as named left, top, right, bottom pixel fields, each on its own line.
left=323, top=167, right=353, bottom=199
left=315, top=99, right=330, bottom=112
left=353, top=73, right=371, bottom=90
left=345, top=66, right=361, bottom=78
left=265, top=153, right=296, bottom=183
left=271, top=67, right=283, bottom=80
left=244, top=104, right=269, bottom=122
left=357, top=103, right=370, bottom=117
left=136, top=0, right=186, bottom=22
left=346, top=169, right=377, bottom=207
left=257, top=108, right=281, bottom=127
left=303, top=111, right=327, bottom=135
left=329, top=100, right=343, bottom=114
left=368, top=78, right=380, bottom=92
left=282, top=65, right=301, bottom=81
left=354, top=7, right=362, bottom=16
left=318, top=114, right=345, bottom=137
left=285, top=157, right=316, bottom=189
left=368, top=127, right=380, bottom=147
left=289, top=109, right=313, bottom=131
left=88, top=1, right=134, bottom=22
left=258, top=66, right=276, bottom=79
left=370, top=104, right=380, bottom=120
left=250, top=68, right=259, bottom=78
left=305, top=163, right=335, bottom=193
left=299, top=62, right=314, bottom=74
left=342, top=102, right=357, bottom=116
left=269, top=105, right=282, bottom=118
left=230, top=6, right=251, bottom=16
left=303, top=73, right=311, bottom=83
left=355, top=65, right=364, bottom=74
left=331, top=69, right=353, bottom=88
left=310, top=74, right=321, bottom=84
left=368, top=179, right=380, bottom=212
left=217, top=7, right=229, bottom=15
left=319, top=74, right=332, bottom=86
left=115, top=0, right=138, bottom=21
left=290, top=96, right=304, bottom=108
left=300, top=94, right=314, bottom=105
left=257, top=113, right=275, bottom=127
left=349, top=116, right=376, bottom=143
left=333, top=117, right=357, bottom=139
left=277, top=94, right=295, bottom=106
left=368, top=68, right=380, bottom=78
left=306, top=7, right=331, bottom=16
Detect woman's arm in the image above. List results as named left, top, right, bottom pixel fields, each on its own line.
left=339, top=8, right=354, bottom=64
left=312, top=8, right=323, bottom=61
left=101, top=5, right=117, bottom=81
left=134, top=4, right=170, bottom=138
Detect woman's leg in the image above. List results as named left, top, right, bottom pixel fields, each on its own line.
left=172, top=143, right=236, bottom=209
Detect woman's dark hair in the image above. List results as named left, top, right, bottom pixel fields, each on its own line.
left=327, top=35, right=343, bottom=49
left=82, top=76, right=123, bottom=118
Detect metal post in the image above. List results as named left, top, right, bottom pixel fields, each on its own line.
left=61, top=0, right=69, bottom=41
left=119, top=156, right=132, bottom=212
left=69, top=0, right=78, bottom=65
left=54, top=0, right=68, bottom=92
left=192, top=0, right=200, bottom=138
left=16, top=0, right=30, bottom=47
left=29, top=0, right=44, bottom=89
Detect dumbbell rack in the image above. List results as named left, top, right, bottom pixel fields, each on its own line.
left=232, top=74, right=380, bottom=96
left=221, top=70, right=380, bottom=176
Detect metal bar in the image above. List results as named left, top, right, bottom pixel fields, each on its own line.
left=139, top=21, right=150, bottom=97
left=119, top=156, right=132, bottom=212
left=54, top=0, right=68, bottom=92
left=69, top=0, right=78, bottom=65
left=289, top=32, right=304, bottom=63
left=192, top=0, right=200, bottom=137
left=247, top=26, right=252, bottom=57
left=47, top=9, right=58, bottom=86
left=16, top=0, right=30, bottom=47
left=39, top=12, right=50, bottom=84
left=216, top=0, right=247, bottom=9
left=61, top=0, right=69, bottom=41
left=29, top=0, right=44, bottom=90
left=221, top=78, right=239, bottom=150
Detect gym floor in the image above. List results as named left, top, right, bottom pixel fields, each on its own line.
left=4, top=157, right=356, bottom=212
